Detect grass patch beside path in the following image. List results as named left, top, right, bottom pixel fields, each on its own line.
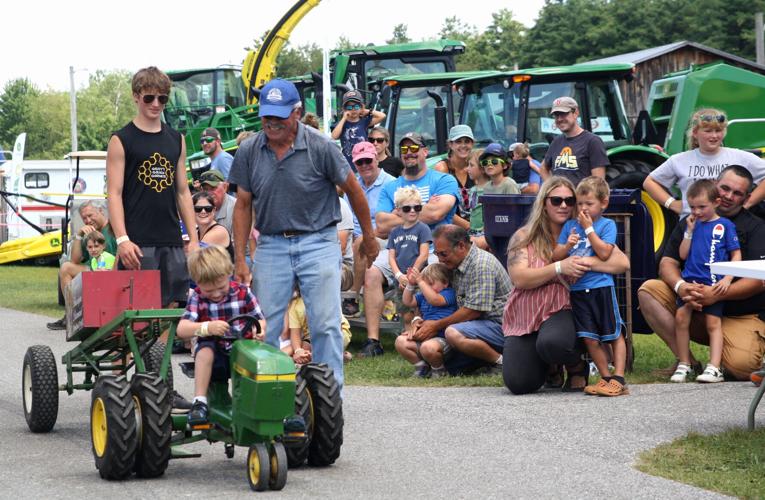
left=636, top=427, right=765, bottom=499
left=0, top=264, right=61, bottom=318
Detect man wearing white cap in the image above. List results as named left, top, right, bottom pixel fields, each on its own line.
left=540, top=96, right=609, bottom=185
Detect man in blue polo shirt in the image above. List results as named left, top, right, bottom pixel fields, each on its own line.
left=229, top=79, right=378, bottom=390
left=358, top=132, right=460, bottom=357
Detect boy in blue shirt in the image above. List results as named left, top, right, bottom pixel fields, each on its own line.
left=553, top=176, right=627, bottom=396
left=671, top=179, right=741, bottom=384
left=331, top=90, right=385, bottom=171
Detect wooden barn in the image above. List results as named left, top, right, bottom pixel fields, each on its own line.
left=585, top=41, right=765, bottom=124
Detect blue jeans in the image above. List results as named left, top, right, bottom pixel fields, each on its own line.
left=252, top=225, right=344, bottom=390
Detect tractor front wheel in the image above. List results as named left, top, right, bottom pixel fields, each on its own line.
left=131, top=373, right=172, bottom=478
left=91, top=375, right=137, bottom=480
left=247, top=443, right=271, bottom=491
left=22, top=345, right=59, bottom=433
left=269, top=442, right=288, bottom=490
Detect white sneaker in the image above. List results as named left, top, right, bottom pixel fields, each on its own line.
left=670, top=362, right=693, bottom=383
left=696, top=364, right=724, bottom=383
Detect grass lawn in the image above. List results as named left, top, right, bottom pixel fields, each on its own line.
left=636, top=427, right=765, bottom=499
left=0, top=264, right=61, bottom=318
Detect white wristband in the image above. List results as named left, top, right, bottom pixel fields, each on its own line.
left=411, top=316, right=423, bottom=323
left=664, top=197, right=675, bottom=209
left=584, top=226, right=595, bottom=236
left=683, top=231, right=692, bottom=240
left=673, top=279, right=687, bottom=294
left=198, top=321, right=210, bottom=337
left=555, top=261, right=562, bottom=275
left=394, top=271, right=404, bottom=280
left=116, top=235, right=130, bottom=246
left=405, top=285, right=416, bottom=292
left=75, top=234, right=83, bottom=241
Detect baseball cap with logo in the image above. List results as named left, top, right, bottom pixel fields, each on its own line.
left=199, top=169, right=226, bottom=187
left=399, top=132, right=426, bottom=147
left=201, top=128, right=221, bottom=140
left=352, top=141, right=376, bottom=163
left=258, top=79, right=301, bottom=119
left=448, top=124, right=475, bottom=142
left=550, top=96, right=579, bottom=115
left=479, top=142, right=507, bottom=162
left=342, top=90, right=364, bottom=107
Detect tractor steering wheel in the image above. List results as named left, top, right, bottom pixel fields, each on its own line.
left=220, top=314, right=262, bottom=341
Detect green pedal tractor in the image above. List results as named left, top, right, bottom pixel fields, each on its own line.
left=21, top=270, right=343, bottom=491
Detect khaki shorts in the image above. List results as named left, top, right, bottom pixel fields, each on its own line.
left=639, top=279, right=765, bottom=379
left=341, top=261, right=353, bottom=292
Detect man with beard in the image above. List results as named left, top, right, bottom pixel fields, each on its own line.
left=357, top=132, right=460, bottom=357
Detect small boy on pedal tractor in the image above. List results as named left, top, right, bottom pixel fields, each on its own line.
left=177, top=245, right=265, bottom=425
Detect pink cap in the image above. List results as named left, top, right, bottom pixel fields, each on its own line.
left=352, top=141, right=376, bottom=163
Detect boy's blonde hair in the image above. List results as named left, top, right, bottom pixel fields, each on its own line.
left=84, top=230, right=106, bottom=246
left=394, top=185, right=422, bottom=207
left=421, top=262, right=451, bottom=285
left=514, top=143, right=530, bottom=158
left=187, top=245, right=233, bottom=284
left=576, top=176, right=610, bottom=201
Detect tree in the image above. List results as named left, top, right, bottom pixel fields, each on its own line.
left=276, top=42, right=323, bottom=76
left=439, top=16, right=482, bottom=71
left=77, top=70, right=134, bottom=151
left=0, top=78, right=39, bottom=151
left=25, top=91, right=70, bottom=159
left=471, top=9, right=526, bottom=71
left=387, top=24, right=411, bottom=45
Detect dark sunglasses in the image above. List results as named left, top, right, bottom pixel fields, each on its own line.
left=400, top=145, right=421, bottom=154
left=547, top=196, right=576, bottom=207
left=369, top=137, right=386, bottom=144
left=354, top=158, right=374, bottom=167
left=200, top=136, right=216, bottom=144
left=399, top=204, right=422, bottom=213
left=142, top=94, right=169, bottom=104
left=345, top=104, right=361, bottom=111
left=480, top=158, right=506, bottom=167
left=699, top=113, right=726, bottom=123
left=194, top=205, right=214, bottom=213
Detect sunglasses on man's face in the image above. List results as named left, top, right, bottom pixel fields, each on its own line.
left=345, top=104, right=361, bottom=111
left=194, top=205, right=214, bottom=213
left=142, top=94, right=169, bottom=104
left=400, top=145, right=421, bottom=154
left=399, top=204, right=422, bottom=213
left=369, top=137, right=386, bottom=144
left=547, top=196, right=576, bottom=207
left=354, top=158, right=374, bottom=167
left=480, top=158, right=506, bottom=167
left=200, top=136, right=216, bottom=144
left=699, top=113, right=726, bottom=123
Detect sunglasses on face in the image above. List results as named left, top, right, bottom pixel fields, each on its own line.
left=200, top=136, right=216, bottom=144
left=369, top=137, right=386, bottom=144
left=699, top=114, right=726, bottom=123
left=194, top=205, right=214, bottom=213
left=480, top=158, right=506, bottom=167
left=345, top=104, right=361, bottom=111
left=400, top=145, right=421, bottom=154
left=399, top=204, right=422, bottom=213
left=142, top=94, right=169, bottom=104
left=547, top=196, right=576, bottom=207
left=354, top=158, right=374, bottom=167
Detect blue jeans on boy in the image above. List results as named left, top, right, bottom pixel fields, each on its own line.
left=252, top=225, right=344, bottom=390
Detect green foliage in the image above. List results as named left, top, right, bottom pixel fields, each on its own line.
left=386, top=23, right=411, bottom=45
left=0, top=78, right=39, bottom=151
left=26, top=91, right=70, bottom=159
left=77, top=70, right=134, bottom=151
left=276, top=42, right=324, bottom=76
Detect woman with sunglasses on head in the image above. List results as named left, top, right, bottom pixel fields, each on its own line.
left=331, top=89, right=386, bottom=172
left=480, top=143, right=520, bottom=196
left=644, top=108, right=765, bottom=216
left=193, top=191, right=233, bottom=260
left=435, top=125, right=477, bottom=230
left=368, top=127, right=404, bottom=178
left=501, top=177, right=630, bottom=395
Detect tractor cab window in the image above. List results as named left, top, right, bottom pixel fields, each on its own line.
left=364, top=59, right=446, bottom=82
left=461, top=82, right=521, bottom=148
left=586, top=80, right=629, bottom=142
left=526, top=82, right=581, bottom=146
left=166, top=72, right=216, bottom=130
left=388, top=84, right=452, bottom=155
left=217, top=69, right=246, bottom=110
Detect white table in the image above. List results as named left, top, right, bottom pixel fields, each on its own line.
left=710, top=259, right=765, bottom=429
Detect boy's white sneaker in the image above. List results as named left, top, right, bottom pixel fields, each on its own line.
left=696, top=364, right=724, bottom=383
left=670, top=362, right=693, bottom=383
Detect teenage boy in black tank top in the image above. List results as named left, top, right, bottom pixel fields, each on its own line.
left=106, top=66, right=198, bottom=308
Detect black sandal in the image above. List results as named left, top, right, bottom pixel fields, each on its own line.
left=562, top=360, right=589, bottom=392
left=544, top=364, right=564, bottom=389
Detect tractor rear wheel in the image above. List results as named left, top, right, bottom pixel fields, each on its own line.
left=302, top=364, right=343, bottom=466
left=247, top=443, right=271, bottom=491
left=22, top=345, right=59, bottom=433
left=91, top=375, right=137, bottom=480
left=131, top=373, right=172, bottom=478
left=143, top=341, right=174, bottom=393
left=285, top=371, right=311, bottom=468
left=268, top=442, right=288, bottom=490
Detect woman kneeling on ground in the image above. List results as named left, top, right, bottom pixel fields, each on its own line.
left=501, top=177, right=630, bottom=394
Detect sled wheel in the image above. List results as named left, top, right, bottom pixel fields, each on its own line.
left=91, top=374, right=137, bottom=480
left=131, top=373, right=171, bottom=478
left=22, top=345, right=59, bottom=433
left=247, top=443, right=271, bottom=491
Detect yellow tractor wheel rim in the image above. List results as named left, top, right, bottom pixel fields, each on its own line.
left=248, top=449, right=261, bottom=486
left=641, top=191, right=666, bottom=254
left=92, top=398, right=107, bottom=457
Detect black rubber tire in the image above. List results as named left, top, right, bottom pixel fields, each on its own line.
left=268, top=442, right=288, bottom=490
left=131, top=373, right=172, bottom=478
left=143, top=341, right=174, bottom=393
left=247, top=443, right=271, bottom=491
left=285, top=372, right=311, bottom=468
left=22, top=345, right=59, bottom=433
left=303, top=364, right=343, bottom=466
left=90, top=374, right=138, bottom=480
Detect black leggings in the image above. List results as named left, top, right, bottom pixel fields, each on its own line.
left=502, top=309, right=580, bottom=395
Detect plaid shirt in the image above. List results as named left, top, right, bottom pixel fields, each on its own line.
left=182, top=281, right=263, bottom=349
left=453, top=244, right=511, bottom=323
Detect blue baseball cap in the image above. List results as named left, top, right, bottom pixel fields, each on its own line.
left=479, top=142, right=507, bottom=161
left=258, top=79, right=301, bottom=119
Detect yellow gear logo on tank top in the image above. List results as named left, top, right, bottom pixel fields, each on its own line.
left=137, top=152, right=175, bottom=192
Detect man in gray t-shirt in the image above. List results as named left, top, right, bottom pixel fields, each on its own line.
left=540, top=96, right=609, bottom=186
left=229, top=79, right=378, bottom=390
